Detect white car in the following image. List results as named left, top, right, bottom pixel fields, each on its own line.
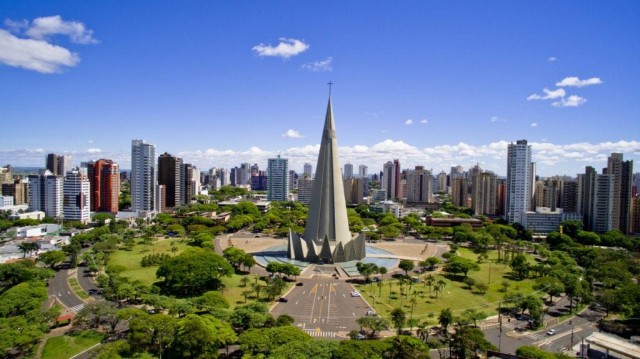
left=546, top=329, right=557, bottom=336
left=351, top=291, right=361, bottom=297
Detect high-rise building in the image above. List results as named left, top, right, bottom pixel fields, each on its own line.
left=560, top=179, right=579, bottom=213
left=406, top=166, right=431, bottom=204
left=472, top=171, right=497, bottom=215
left=631, top=195, right=640, bottom=234
left=28, top=171, right=63, bottom=218
left=86, top=159, right=120, bottom=214
left=297, top=177, right=313, bottom=205
left=131, top=139, right=157, bottom=212
left=0, top=165, right=12, bottom=184
left=436, top=171, right=447, bottom=194
left=251, top=170, right=268, bottom=191
left=288, top=170, right=298, bottom=191
left=63, top=168, right=90, bottom=223
left=46, top=153, right=72, bottom=176
left=505, top=140, right=532, bottom=224
left=344, top=177, right=368, bottom=205
left=251, top=164, right=260, bottom=177
left=239, top=163, right=251, bottom=186
left=289, top=96, right=365, bottom=263
left=578, top=166, right=614, bottom=233
left=344, top=163, right=354, bottom=179
left=303, top=163, right=313, bottom=177
left=158, top=152, right=182, bottom=208
left=183, top=163, right=199, bottom=202
left=2, top=179, right=28, bottom=205
left=267, top=155, right=289, bottom=201
left=382, top=159, right=401, bottom=200
left=607, top=153, right=633, bottom=234
left=358, top=164, right=368, bottom=178
left=451, top=177, right=468, bottom=207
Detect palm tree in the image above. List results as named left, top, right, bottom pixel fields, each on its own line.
left=17, top=242, right=39, bottom=258
left=378, top=266, right=388, bottom=281
left=425, top=274, right=435, bottom=296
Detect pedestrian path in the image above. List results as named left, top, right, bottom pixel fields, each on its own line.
left=527, top=332, right=546, bottom=341
left=69, top=303, right=85, bottom=313
left=305, top=329, right=336, bottom=338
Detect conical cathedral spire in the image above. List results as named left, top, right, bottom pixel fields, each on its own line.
left=287, top=93, right=365, bottom=263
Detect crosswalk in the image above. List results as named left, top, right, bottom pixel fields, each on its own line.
left=527, top=332, right=545, bottom=341
left=69, top=304, right=85, bottom=313
left=305, top=329, right=336, bottom=338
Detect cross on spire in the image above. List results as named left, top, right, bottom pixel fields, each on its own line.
left=327, top=81, right=333, bottom=96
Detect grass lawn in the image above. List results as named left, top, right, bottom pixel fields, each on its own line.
left=108, top=237, right=189, bottom=286
left=69, top=278, right=89, bottom=300
left=109, top=238, right=288, bottom=309
left=355, top=249, right=541, bottom=324
left=41, top=330, right=104, bottom=359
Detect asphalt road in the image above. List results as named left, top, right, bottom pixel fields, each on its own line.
left=482, top=299, right=605, bottom=355
left=271, top=275, right=374, bottom=338
left=48, top=262, right=86, bottom=313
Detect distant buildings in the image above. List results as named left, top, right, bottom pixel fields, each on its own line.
left=131, top=139, right=157, bottom=213
left=405, top=166, right=431, bottom=204
left=158, top=153, right=183, bottom=208
left=303, top=162, right=313, bottom=177
left=267, top=155, right=289, bottom=201
left=382, top=159, right=401, bottom=200
left=344, top=163, right=353, bottom=179
left=46, top=153, right=72, bottom=176
left=472, top=171, right=497, bottom=215
left=358, top=164, right=368, bottom=179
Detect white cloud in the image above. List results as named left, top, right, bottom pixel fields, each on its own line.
left=0, top=16, right=95, bottom=73
left=555, top=76, right=602, bottom=88
left=23, top=15, right=98, bottom=44
left=87, top=148, right=101, bottom=154
left=552, top=95, right=587, bottom=108
left=0, top=29, right=79, bottom=73
left=301, top=57, right=332, bottom=72
left=547, top=56, right=557, bottom=62
left=490, top=116, right=506, bottom=123
left=531, top=122, right=538, bottom=127
left=420, top=119, right=428, bottom=124
left=405, top=119, right=413, bottom=125
left=252, top=38, right=309, bottom=58
left=87, top=140, right=94, bottom=144
left=282, top=129, right=304, bottom=138
left=527, top=88, right=566, bottom=100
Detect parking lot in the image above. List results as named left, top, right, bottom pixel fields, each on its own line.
left=270, top=275, right=375, bottom=338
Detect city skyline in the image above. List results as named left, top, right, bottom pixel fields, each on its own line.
left=1, top=2, right=639, bottom=176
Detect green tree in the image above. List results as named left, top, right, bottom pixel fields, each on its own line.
left=156, top=247, right=233, bottom=296
left=390, top=307, right=407, bottom=335
left=443, top=257, right=480, bottom=277
left=17, top=242, right=39, bottom=259
left=438, top=308, right=454, bottom=335
left=170, top=314, right=237, bottom=358
left=509, top=254, right=530, bottom=280
left=356, top=315, right=390, bottom=338
left=451, top=326, right=497, bottom=359
left=356, top=262, right=379, bottom=282
left=399, top=259, right=415, bottom=276
left=37, top=250, right=66, bottom=269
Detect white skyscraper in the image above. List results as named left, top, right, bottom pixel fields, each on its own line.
left=64, top=168, right=90, bottom=223
left=344, top=163, right=354, bottom=179
left=506, top=140, right=532, bottom=224
left=267, top=155, right=289, bottom=201
left=131, top=139, right=157, bottom=213
left=358, top=164, right=368, bottom=178
left=28, top=171, right=63, bottom=219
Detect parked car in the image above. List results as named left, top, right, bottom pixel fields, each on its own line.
left=546, top=329, right=557, bottom=336
left=278, top=297, right=289, bottom=302
left=366, top=310, right=377, bottom=316
left=296, top=282, right=303, bottom=286
left=351, top=291, right=361, bottom=297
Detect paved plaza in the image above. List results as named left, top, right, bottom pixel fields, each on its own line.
left=270, top=275, right=374, bottom=338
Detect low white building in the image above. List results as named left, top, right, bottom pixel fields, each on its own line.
left=0, top=196, right=14, bottom=208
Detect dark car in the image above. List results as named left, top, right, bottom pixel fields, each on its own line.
left=278, top=297, right=289, bottom=302
left=296, top=282, right=304, bottom=286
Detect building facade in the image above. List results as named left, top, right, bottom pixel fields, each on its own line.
left=86, top=159, right=120, bottom=214
left=405, top=166, right=431, bottom=204
left=506, top=140, right=532, bottom=224
left=267, top=155, right=289, bottom=201
left=131, top=139, right=157, bottom=212
left=28, top=171, right=63, bottom=219
left=63, top=168, right=90, bottom=223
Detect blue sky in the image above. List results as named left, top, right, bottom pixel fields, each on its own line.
left=1, top=1, right=639, bottom=176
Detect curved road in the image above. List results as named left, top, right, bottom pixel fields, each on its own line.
left=48, top=263, right=86, bottom=313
